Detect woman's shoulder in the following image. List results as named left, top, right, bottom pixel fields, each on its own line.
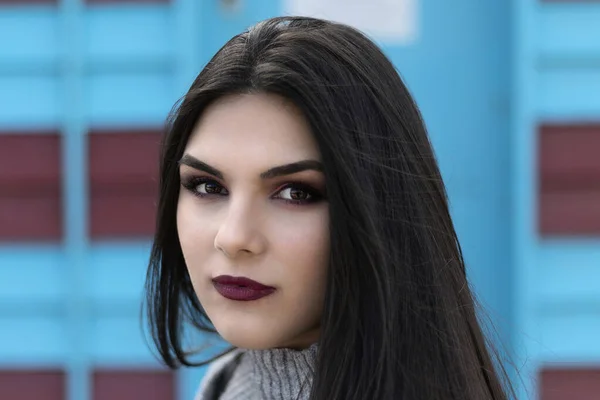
left=194, top=349, right=245, bottom=400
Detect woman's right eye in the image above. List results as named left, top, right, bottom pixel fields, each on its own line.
left=182, top=178, right=228, bottom=197
left=197, top=181, right=224, bottom=195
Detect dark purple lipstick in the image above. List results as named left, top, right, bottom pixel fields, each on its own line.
left=212, top=275, right=276, bottom=301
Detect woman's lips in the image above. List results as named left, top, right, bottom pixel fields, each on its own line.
left=212, top=275, right=276, bottom=301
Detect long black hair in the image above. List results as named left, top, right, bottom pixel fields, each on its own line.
left=144, top=16, right=516, bottom=400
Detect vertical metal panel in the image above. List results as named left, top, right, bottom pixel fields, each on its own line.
left=511, top=0, right=541, bottom=398
left=60, top=0, right=91, bottom=399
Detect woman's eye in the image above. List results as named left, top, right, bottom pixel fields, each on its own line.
left=278, top=187, right=312, bottom=201
left=274, top=184, right=325, bottom=204
left=197, top=181, right=225, bottom=195
left=182, top=177, right=228, bottom=197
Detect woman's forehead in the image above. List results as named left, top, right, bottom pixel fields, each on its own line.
left=185, top=93, right=321, bottom=162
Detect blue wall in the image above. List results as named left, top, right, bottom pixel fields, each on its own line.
left=1, top=1, right=599, bottom=399
left=513, top=2, right=600, bottom=399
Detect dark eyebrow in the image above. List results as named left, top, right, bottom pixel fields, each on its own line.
left=260, top=160, right=323, bottom=179
left=178, top=154, right=323, bottom=180
left=178, top=155, right=224, bottom=179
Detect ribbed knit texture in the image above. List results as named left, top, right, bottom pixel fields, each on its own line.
left=195, top=344, right=317, bottom=400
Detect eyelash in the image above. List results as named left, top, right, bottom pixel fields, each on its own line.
left=180, top=176, right=325, bottom=206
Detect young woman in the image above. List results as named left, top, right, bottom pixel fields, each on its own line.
left=144, top=16, right=516, bottom=400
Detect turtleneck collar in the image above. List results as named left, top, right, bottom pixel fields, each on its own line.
left=245, top=343, right=318, bottom=399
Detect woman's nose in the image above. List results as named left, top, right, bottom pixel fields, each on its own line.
left=213, top=201, right=267, bottom=259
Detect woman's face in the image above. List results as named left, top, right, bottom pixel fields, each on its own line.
left=177, top=93, right=329, bottom=350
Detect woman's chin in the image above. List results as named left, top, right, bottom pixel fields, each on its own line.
left=219, top=330, right=277, bottom=350
left=215, top=322, right=319, bottom=351
left=212, top=318, right=278, bottom=350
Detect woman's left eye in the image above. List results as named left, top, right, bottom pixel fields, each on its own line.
left=273, top=184, right=323, bottom=204
left=278, top=187, right=312, bottom=201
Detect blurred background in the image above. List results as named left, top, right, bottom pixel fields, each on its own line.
left=0, top=0, right=599, bottom=399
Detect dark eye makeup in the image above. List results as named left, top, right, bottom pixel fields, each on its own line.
left=180, top=175, right=326, bottom=206
left=181, top=176, right=229, bottom=196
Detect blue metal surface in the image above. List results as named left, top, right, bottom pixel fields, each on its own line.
left=513, top=1, right=600, bottom=399
left=60, top=0, right=90, bottom=398
left=0, top=247, right=66, bottom=367
left=85, top=71, right=174, bottom=127
left=84, top=5, right=173, bottom=62
left=0, top=7, right=59, bottom=66
left=1, top=1, right=600, bottom=399
left=511, top=0, right=540, bottom=397
left=0, top=75, right=60, bottom=128
left=539, top=3, right=600, bottom=59
left=538, top=69, right=600, bottom=119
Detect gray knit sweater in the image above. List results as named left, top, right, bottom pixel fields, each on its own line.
left=194, top=344, right=317, bottom=399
